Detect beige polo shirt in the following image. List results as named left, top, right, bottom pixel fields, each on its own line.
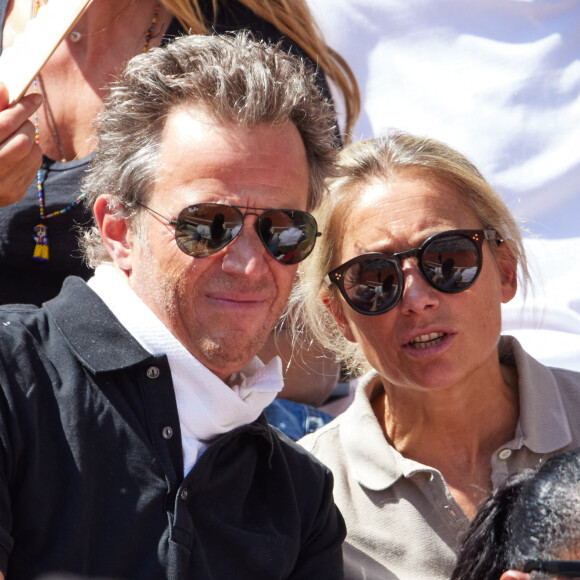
left=300, top=336, right=580, bottom=580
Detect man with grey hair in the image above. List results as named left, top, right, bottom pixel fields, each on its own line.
left=0, top=33, right=344, bottom=579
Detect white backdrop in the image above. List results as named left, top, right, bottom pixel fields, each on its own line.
left=308, top=0, right=580, bottom=370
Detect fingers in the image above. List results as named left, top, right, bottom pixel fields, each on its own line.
left=0, top=83, right=9, bottom=110
left=0, top=86, right=44, bottom=206
left=0, top=139, right=42, bottom=206
left=0, top=89, right=43, bottom=140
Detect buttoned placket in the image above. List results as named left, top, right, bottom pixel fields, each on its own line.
left=419, top=469, right=470, bottom=531
left=490, top=437, right=524, bottom=488
left=139, top=356, right=188, bottom=524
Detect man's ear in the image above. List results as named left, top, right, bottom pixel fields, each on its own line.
left=93, top=195, right=133, bottom=271
left=497, top=242, right=518, bottom=304
left=499, top=571, right=530, bottom=580
left=321, top=288, right=357, bottom=343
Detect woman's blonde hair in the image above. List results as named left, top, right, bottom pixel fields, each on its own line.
left=289, top=131, right=531, bottom=376
left=163, top=0, right=360, bottom=140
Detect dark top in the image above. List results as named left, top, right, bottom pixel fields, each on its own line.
left=0, top=277, right=345, bottom=579
left=0, top=156, right=94, bottom=304
left=198, top=0, right=334, bottom=103
left=0, top=4, right=337, bottom=307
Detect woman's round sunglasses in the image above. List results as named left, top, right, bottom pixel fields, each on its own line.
left=328, top=229, right=503, bottom=315
left=136, top=201, right=321, bottom=265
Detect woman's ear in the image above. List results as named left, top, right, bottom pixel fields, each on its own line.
left=499, top=570, right=530, bottom=580
left=93, top=195, right=133, bottom=271
left=497, top=243, right=518, bottom=304
left=321, top=289, right=357, bottom=343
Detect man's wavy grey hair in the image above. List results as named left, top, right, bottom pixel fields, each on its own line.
left=81, top=31, right=339, bottom=267
left=288, top=131, right=531, bottom=377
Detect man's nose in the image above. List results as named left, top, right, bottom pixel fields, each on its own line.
left=220, top=217, right=270, bottom=277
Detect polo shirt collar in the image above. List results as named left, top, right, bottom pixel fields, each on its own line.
left=499, top=335, right=572, bottom=453
left=340, top=371, right=409, bottom=491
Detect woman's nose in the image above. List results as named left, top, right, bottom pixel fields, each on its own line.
left=399, top=258, right=440, bottom=314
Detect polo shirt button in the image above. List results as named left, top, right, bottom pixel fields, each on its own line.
left=162, top=426, right=173, bottom=440
left=180, top=488, right=189, bottom=501
left=146, top=366, right=160, bottom=379
left=498, top=449, right=512, bottom=460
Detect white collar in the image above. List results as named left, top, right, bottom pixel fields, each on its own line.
left=88, top=263, right=282, bottom=474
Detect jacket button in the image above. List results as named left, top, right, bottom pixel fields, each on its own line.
left=180, top=488, right=189, bottom=501
left=162, top=426, right=173, bottom=440
left=146, top=366, right=160, bottom=379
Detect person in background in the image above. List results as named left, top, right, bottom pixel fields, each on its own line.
left=0, top=0, right=359, bottom=305
left=294, top=132, right=580, bottom=580
left=187, top=0, right=360, bottom=139
left=0, top=32, right=345, bottom=578
left=451, top=447, right=580, bottom=580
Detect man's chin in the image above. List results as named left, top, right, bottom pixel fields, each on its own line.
left=196, top=332, right=269, bottom=380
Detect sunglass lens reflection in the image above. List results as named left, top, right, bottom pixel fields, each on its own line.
left=344, top=258, right=400, bottom=313
left=175, top=205, right=241, bottom=257
left=174, top=204, right=317, bottom=264
left=421, top=234, right=480, bottom=292
left=260, top=210, right=317, bottom=264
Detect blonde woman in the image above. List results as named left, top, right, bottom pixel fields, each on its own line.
left=295, top=132, right=580, bottom=580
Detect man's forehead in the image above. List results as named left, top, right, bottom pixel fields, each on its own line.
left=153, top=109, right=309, bottom=211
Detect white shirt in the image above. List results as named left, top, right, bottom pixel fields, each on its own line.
left=88, top=263, right=283, bottom=474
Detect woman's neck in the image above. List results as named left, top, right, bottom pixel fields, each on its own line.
left=373, top=362, right=519, bottom=468
left=371, top=362, right=519, bottom=520
left=61, top=0, right=169, bottom=58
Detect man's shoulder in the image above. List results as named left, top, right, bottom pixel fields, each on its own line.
left=196, top=419, right=338, bottom=511
left=274, top=422, right=334, bottom=469
left=240, top=418, right=337, bottom=488
left=0, top=276, right=94, bottom=329
left=0, top=301, right=43, bottom=318
left=0, top=277, right=96, bottom=347
left=264, top=422, right=341, bottom=506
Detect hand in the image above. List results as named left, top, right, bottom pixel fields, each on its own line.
left=0, top=82, right=43, bottom=207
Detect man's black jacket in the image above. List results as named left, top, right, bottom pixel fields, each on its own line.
left=0, top=277, right=345, bottom=579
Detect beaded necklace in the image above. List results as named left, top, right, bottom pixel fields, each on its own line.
left=32, top=0, right=162, bottom=262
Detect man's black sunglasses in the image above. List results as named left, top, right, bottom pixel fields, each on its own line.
left=523, top=559, right=580, bottom=577
left=328, top=229, right=502, bottom=315
left=136, top=201, right=321, bottom=265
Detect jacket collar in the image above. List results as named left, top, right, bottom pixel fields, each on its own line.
left=44, top=276, right=153, bottom=374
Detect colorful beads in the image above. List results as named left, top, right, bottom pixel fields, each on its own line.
left=143, top=1, right=162, bottom=52
left=32, top=0, right=161, bottom=260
